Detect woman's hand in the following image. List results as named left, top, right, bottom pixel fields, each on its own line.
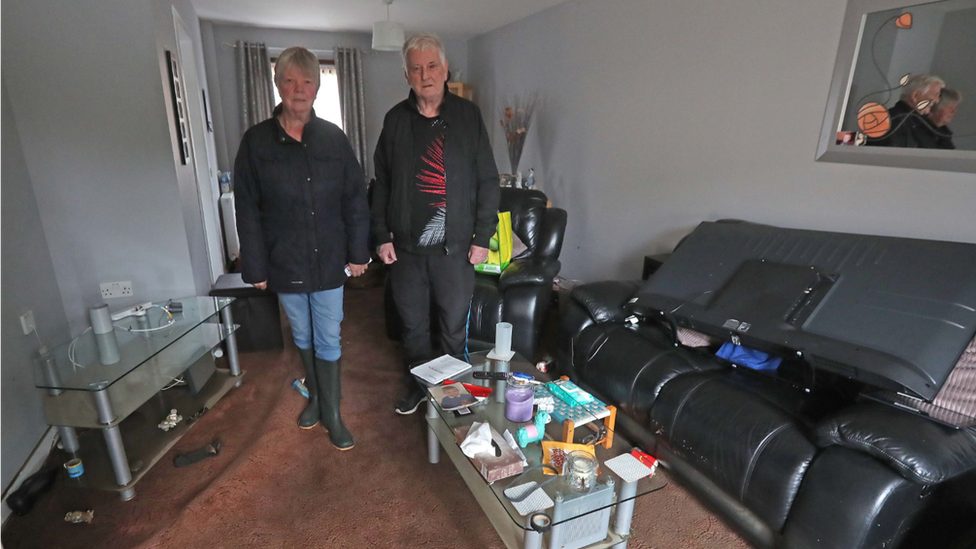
left=348, top=264, right=368, bottom=277
left=253, top=281, right=268, bottom=290
left=377, top=243, right=397, bottom=264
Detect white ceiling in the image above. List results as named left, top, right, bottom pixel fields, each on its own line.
left=191, top=0, right=571, bottom=39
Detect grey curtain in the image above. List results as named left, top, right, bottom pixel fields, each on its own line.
left=335, top=47, right=368, bottom=174
left=236, top=41, right=275, bottom=133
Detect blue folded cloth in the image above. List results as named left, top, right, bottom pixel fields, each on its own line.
left=716, top=343, right=782, bottom=371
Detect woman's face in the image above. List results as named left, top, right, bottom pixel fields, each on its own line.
left=277, top=65, right=318, bottom=117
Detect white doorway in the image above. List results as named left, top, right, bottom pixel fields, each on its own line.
left=173, top=8, right=225, bottom=284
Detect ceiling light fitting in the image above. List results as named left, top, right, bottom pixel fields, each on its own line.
left=372, top=0, right=405, bottom=52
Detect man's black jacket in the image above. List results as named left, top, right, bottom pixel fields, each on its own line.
left=372, top=85, right=499, bottom=255
left=234, top=106, right=370, bottom=293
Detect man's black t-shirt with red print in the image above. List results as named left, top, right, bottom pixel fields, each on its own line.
left=409, top=114, right=448, bottom=253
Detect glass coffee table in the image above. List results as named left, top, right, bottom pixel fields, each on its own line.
left=422, top=350, right=667, bottom=549
left=34, top=296, right=243, bottom=500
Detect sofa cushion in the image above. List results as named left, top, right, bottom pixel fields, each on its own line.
left=651, top=373, right=817, bottom=531
left=469, top=275, right=504, bottom=339
left=815, top=403, right=976, bottom=485
left=574, top=324, right=723, bottom=420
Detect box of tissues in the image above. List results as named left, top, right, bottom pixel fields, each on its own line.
left=454, top=422, right=524, bottom=483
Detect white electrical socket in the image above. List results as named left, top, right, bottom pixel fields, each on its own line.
left=20, top=310, right=36, bottom=335
left=100, top=281, right=133, bottom=299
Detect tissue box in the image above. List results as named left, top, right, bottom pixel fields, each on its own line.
left=454, top=424, right=524, bottom=483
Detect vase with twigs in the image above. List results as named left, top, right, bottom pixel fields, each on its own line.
left=499, top=95, right=537, bottom=183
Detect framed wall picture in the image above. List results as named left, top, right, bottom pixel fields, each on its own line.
left=165, top=50, right=191, bottom=165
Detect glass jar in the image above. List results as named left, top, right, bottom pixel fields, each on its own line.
left=563, top=451, right=597, bottom=491
left=504, top=375, right=535, bottom=423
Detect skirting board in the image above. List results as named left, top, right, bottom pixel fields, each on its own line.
left=1, top=427, right=57, bottom=526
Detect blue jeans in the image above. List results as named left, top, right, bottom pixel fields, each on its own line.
left=278, top=288, right=344, bottom=361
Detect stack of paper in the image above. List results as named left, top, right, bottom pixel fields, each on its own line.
left=410, top=354, right=472, bottom=385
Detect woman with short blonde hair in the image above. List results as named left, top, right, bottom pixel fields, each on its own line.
left=234, top=46, right=368, bottom=451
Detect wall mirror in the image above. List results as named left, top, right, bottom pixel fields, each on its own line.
left=817, top=0, right=976, bottom=173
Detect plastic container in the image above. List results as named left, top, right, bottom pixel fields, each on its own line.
left=505, top=374, right=535, bottom=423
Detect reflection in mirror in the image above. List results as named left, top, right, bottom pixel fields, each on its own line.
left=840, top=0, right=976, bottom=150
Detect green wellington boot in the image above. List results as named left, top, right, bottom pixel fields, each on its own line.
left=315, top=358, right=355, bottom=450
left=297, top=348, right=320, bottom=429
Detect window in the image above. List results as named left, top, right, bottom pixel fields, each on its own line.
left=271, top=62, right=343, bottom=130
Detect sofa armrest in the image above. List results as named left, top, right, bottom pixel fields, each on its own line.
left=814, top=403, right=976, bottom=485
left=570, top=280, right=642, bottom=324
left=498, top=258, right=560, bottom=291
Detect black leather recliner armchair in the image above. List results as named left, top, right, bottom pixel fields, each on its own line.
left=385, top=188, right=567, bottom=360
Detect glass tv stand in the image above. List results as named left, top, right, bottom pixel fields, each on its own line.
left=33, top=296, right=243, bottom=500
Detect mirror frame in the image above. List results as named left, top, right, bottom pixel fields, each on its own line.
left=816, top=0, right=976, bottom=173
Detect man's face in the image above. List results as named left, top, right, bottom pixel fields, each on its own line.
left=912, top=84, right=942, bottom=115
left=443, top=387, right=459, bottom=397
left=928, top=103, right=957, bottom=127
left=405, top=47, right=448, bottom=104
left=277, top=65, right=318, bottom=117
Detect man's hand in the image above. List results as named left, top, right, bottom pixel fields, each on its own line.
left=468, top=245, right=489, bottom=265
left=253, top=281, right=268, bottom=290
left=348, top=263, right=368, bottom=277
left=377, top=243, right=397, bottom=264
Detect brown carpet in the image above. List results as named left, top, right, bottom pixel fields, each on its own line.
left=2, top=286, right=748, bottom=549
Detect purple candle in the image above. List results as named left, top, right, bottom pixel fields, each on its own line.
left=505, top=382, right=535, bottom=423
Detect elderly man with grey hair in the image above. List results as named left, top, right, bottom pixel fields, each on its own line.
left=371, top=33, right=499, bottom=415
left=919, top=88, right=963, bottom=150
left=870, top=74, right=944, bottom=148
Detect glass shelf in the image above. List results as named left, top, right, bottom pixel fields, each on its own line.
left=35, top=296, right=233, bottom=392
left=42, top=322, right=239, bottom=428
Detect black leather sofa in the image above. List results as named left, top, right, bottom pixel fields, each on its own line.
left=386, top=188, right=566, bottom=360
left=558, top=267, right=976, bottom=546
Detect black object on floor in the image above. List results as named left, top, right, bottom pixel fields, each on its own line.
left=6, top=467, right=58, bottom=515
left=173, top=440, right=222, bottom=468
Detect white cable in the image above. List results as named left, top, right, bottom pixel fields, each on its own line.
left=162, top=375, right=186, bottom=391
left=68, top=327, right=93, bottom=370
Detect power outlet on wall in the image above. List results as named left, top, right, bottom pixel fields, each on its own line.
left=20, top=310, right=36, bottom=335
left=100, top=281, right=133, bottom=299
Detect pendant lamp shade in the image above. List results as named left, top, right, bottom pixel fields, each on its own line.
left=372, top=20, right=404, bottom=51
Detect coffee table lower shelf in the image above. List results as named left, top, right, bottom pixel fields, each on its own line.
left=426, top=411, right=632, bottom=549
left=62, top=368, right=243, bottom=497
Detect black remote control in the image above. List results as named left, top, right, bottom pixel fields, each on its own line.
left=472, top=371, right=509, bottom=380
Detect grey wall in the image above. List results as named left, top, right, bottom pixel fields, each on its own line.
left=3, top=0, right=201, bottom=335
left=201, top=22, right=469, bottom=176
left=468, top=0, right=976, bottom=282
left=1, top=83, right=71, bottom=491
left=152, top=0, right=221, bottom=293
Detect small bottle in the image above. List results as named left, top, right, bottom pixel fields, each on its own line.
left=525, top=168, right=536, bottom=189
left=219, top=172, right=232, bottom=194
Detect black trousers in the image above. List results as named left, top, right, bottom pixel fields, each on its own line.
left=390, top=248, right=475, bottom=385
